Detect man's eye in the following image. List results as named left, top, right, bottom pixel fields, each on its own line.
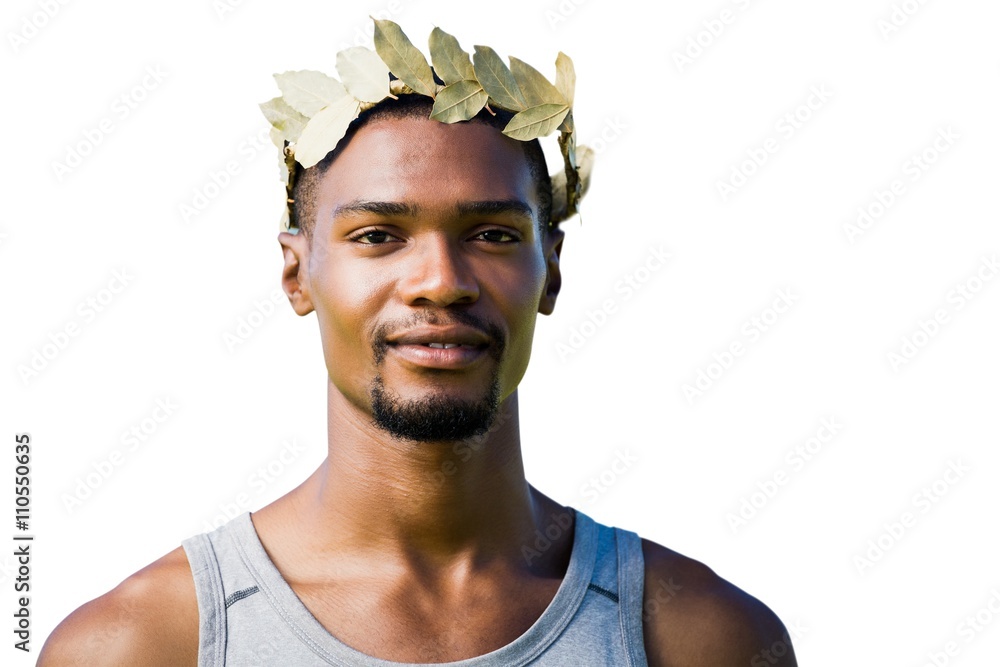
left=351, top=229, right=393, bottom=244
left=478, top=229, right=520, bottom=243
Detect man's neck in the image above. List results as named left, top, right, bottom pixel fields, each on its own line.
left=262, top=383, right=570, bottom=583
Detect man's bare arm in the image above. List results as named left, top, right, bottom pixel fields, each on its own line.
left=642, top=538, right=798, bottom=667
left=37, top=547, right=199, bottom=667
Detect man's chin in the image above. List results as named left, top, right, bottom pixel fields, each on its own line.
left=369, top=377, right=500, bottom=443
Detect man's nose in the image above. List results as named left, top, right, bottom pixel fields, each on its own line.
left=398, top=235, right=480, bottom=307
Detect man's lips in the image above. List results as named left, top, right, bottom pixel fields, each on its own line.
left=387, top=342, right=488, bottom=369
left=386, top=325, right=491, bottom=369
left=386, top=325, right=491, bottom=348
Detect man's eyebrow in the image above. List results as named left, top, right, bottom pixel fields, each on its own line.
left=332, top=201, right=418, bottom=219
left=456, top=200, right=534, bottom=220
left=331, top=199, right=534, bottom=222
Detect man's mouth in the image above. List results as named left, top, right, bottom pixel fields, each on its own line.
left=421, top=343, right=480, bottom=349
left=387, top=341, right=489, bottom=369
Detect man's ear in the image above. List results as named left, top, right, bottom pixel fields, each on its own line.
left=538, top=226, right=564, bottom=316
left=278, top=231, right=315, bottom=316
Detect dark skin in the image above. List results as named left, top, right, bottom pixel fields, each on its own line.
left=39, top=116, right=796, bottom=666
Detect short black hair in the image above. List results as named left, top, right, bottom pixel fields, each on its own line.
left=289, top=94, right=553, bottom=240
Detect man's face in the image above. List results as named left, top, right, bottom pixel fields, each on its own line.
left=287, top=115, right=563, bottom=443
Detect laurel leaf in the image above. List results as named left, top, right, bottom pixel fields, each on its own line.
left=277, top=147, right=289, bottom=184
left=260, top=97, right=309, bottom=144
left=269, top=126, right=284, bottom=150
left=294, top=95, right=362, bottom=168
left=549, top=143, right=592, bottom=223
left=430, top=80, right=488, bottom=123
left=502, top=103, right=569, bottom=140
left=558, top=109, right=574, bottom=134
left=273, top=70, right=347, bottom=117
left=473, top=45, right=527, bottom=112
left=336, top=46, right=391, bottom=103
left=373, top=18, right=437, bottom=97
left=561, top=126, right=577, bottom=170
left=554, top=52, right=575, bottom=106
left=429, top=27, right=475, bottom=86
left=576, top=144, right=594, bottom=195
left=549, top=171, right=568, bottom=223
left=509, top=57, right=565, bottom=107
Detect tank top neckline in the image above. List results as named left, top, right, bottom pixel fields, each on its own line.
left=227, top=508, right=599, bottom=666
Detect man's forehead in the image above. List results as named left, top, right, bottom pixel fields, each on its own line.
left=344, top=114, right=524, bottom=160
left=314, top=117, right=538, bottom=215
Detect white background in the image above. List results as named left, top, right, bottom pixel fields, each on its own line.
left=3, top=0, right=999, bottom=665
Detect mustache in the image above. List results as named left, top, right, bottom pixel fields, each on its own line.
left=371, top=311, right=506, bottom=365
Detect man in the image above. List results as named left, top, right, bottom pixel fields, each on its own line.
left=40, top=22, right=796, bottom=666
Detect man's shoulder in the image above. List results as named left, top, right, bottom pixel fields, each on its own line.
left=639, top=537, right=797, bottom=667
left=38, top=546, right=199, bottom=667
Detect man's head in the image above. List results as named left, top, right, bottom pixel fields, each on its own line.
left=278, top=100, right=564, bottom=443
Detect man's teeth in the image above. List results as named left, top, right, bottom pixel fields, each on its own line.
left=425, top=343, right=473, bottom=349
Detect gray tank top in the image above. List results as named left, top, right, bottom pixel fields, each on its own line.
left=181, top=508, right=649, bottom=666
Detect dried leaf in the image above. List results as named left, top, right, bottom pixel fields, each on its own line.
left=389, top=79, right=414, bottom=96
left=430, top=80, right=488, bottom=123
left=473, top=46, right=527, bottom=112
left=554, top=130, right=579, bottom=223
left=429, top=27, right=475, bottom=86
left=561, top=127, right=577, bottom=170
left=554, top=52, right=575, bottom=106
left=576, top=144, right=594, bottom=195
left=336, top=46, right=391, bottom=103
left=502, top=103, right=570, bottom=141
left=277, top=146, right=289, bottom=183
left=509, top=57, right=565, bottom=107
left=294, top=95, right=362, bottom=168
left=558, top=109, right=574, bottom=134
left=548, top=143, right=592, bottom=224
left=372, top=18, right=437, bottom=97
left=273, top=70, right=347, bottom=117
left=260, top=97, right=309, bottom=143
left=549, top=170, right=568, bottom=223
left=269, top=125, right=284, bottom=149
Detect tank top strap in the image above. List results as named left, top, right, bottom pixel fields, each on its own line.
left=579, top=516, right=648, bottom=667
left=614, top=526, right=649, bottom=666
left=584, top=517, right=620, bottom=601
left=182, top=531, right=228, bottom=667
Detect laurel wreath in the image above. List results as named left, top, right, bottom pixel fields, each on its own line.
left=259, top=18, right=593, bottom=233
